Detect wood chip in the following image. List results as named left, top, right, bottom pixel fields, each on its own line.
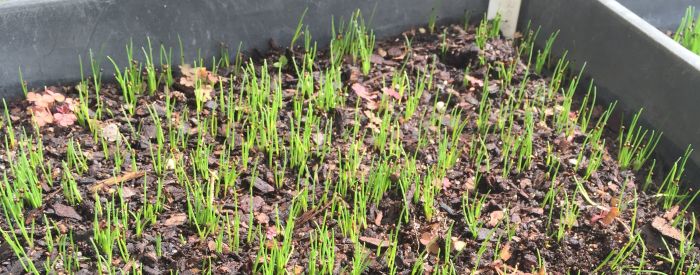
left=90, top=171, right=146, bottom=193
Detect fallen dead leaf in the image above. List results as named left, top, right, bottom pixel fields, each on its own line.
left=52, top=203, right=82, bottom=221
left=488, top=210, right=505, bottom=227
left=663, top=205, right=680, bottom=221
left=601, top=199, right=620, bottom=226
left=45, top=88, right=66, bottom=102
left=352, top=83, right=376, bottom=102
left=419, top=231, right=440, bottom=254
left=266, top=226, right=278, bottom=240
left=374, top=211, right=383, bottom=226
left=293, top=265, right=304, bottom=275
left=500, top=243, right=512, bottom=261
left=164, top=213, right=187, bottom=227
left=382, top=87, right=401, bottom=100
left=27, top=92, right=55, bottom=108
left=465, top=74, right=484, bottom=87
left=359, top=236, right=390, bottom=248
left=651, top=216, right=685, bottom=242
left=256, top=212, right=270, bottom=224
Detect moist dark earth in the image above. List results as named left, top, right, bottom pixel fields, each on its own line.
left=0, top=18, right=698, bottom=274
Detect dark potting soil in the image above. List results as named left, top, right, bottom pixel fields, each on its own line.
left=0, top=20, right=697, bottom=274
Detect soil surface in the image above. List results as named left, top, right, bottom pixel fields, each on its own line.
left=0, top=21, right=698, bottom=274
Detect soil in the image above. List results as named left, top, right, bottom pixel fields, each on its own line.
left=0, top=22, right=698, bottom=274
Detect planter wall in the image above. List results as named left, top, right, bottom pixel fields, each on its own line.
left=2, top=0, right=700, bottom=194
left=617, top=0, right=699, bottom=31
left=0, top=0, right=487, bottom=100
left=520, top=0, right=700, bottom=196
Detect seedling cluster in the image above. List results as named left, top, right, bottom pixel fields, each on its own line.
left=0, top=8, right=698, bottom=274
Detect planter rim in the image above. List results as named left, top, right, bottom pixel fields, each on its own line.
left=603, top=0, right=700, bottom=70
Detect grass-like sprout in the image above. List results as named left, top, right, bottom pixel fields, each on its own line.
left=290, top=8, right=308, bottom=50
left=428, top=7, right=438, bottom=34
left=617, top=109, right=662, bottom=171
left=318, top=67, right=343, bottom=111
left=462, top=191, right=486, bottom=239
left=535, top=30, right=559, bottom=74
left=330, top=10, right=374, bottom=68
left=593, top=233, right=644, bottom=273
left=61, top=161, right=83, bottom=205
left=142, top=37, right=158, bottom=95
left=657, top=145, right=693, bottom=209
left=674, top=6, right=700, bottom=54
left=91, top=194, right=123, bottom=272
left=476, top=68, right=492, bottom=134
left=556, top=189, right=580, bottom=242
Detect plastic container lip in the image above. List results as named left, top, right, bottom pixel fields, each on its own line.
left=604, top=0, right=700, bottom=70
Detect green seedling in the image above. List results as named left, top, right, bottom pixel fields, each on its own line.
left=61, top=161, right=83, bottom=205
left=18, top=67, right=28, bottom=97
left=462, top=191, right=487, bottom=239
left=674, top=6, right=700, bottom=54
left=658, top=145, right=693, bottom=209
left=617, top=109, right=662, bottom=171
left=290, top=8, right=309, bottom=50
left=142, top=37, right=158, bottom=95
left=556, top=189, right=580, bottom=242
left=428, top=6, right=438, bottom=34
left=535, top=30, right=559, bottom=75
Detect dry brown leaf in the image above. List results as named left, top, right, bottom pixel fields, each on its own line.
left=651, top=216, right=685, bottom=242
left=52, top=203, right=82, bottom=221
left=256, top=212, right=270, bottom=224
left=382, top=87, right=401, bottom=100
left=28, top=106, right=54, bottom=127
left=179, top=64, right=224, bottom=88
left=293, top=266, right=304, bottom=275
left=352, top=83, right=376, bottom=102
left=663, top=205, right=680, bottom=221
left=466, top=75, right=484, bottom=87
left=374, top=211, right=383, bottom=226
left=164, top=213, right=187, bottom=227
left=488, top=210, right=505, bottom=228
left=359, top=236, right=390, bottom=248
left=499, top=243, right=512, bottom=261
left=195, top=85, right=214, bottom=102
left=419, top=232, right=440, bottom=254
left=45, top=88, right=66, bottom=102
left=90, top=171, right=146, bottom=193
